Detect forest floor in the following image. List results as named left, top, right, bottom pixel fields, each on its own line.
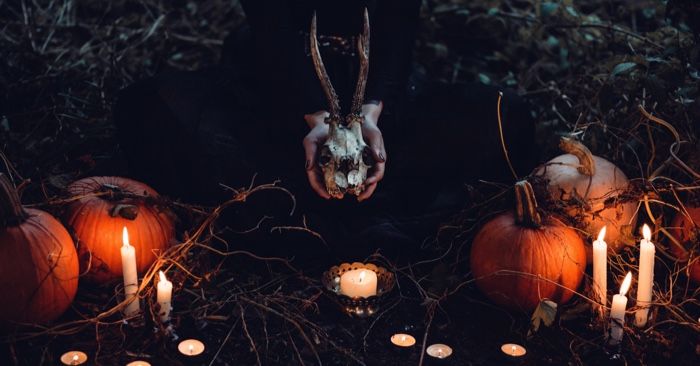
left=1, top=0, right=700, bottom=365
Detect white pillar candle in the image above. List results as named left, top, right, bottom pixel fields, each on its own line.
left=156, top=270, right=173, bottom=322
left=635, top=224, right=655, bottom=327
left=609, top=272, right=632, bottom=345
left=592, top=226, right=608, bottom=318
left=121, top=226, right=140, bottom=317
left=339, top=269, right=377, bottom=298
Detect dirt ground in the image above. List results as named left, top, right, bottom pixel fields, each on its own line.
left=1, top=0, right=699, bottom=365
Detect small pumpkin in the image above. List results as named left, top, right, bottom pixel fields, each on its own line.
left=470, top=180, right=587, bottom=311
left=64, top=176, right=175, bottom=283
left=670, top=205, right=700, bottom=283
left=532, top=137, right=637, bottom=262
left=0, top=174, right=79, bottom=325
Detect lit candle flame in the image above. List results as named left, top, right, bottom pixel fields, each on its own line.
left=401, top=335, right=406, bottom=342
left=359, top=270, right=366, bottom=283
left=619, top=272, right=632, bottom=296
left=159, top=270, right=167, bottom=283
left=188, top=343, right=194, bottom=354
left=511, top=345, right=516, bottom=355
left=122, top=226, right=130, bottom=247
left=597, top=226, right=607, bottom=242
left=642, top=224, right=651, bottom=241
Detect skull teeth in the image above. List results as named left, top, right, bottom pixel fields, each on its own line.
left=347, top=170, right=362, bottom=187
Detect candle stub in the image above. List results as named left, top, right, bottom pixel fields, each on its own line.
left=126, top=361, right=152, bottom=366
left=426, top=344, right=453, bottom=359
left=501, top=343, right=527, bottom=357
left=156, top=270, right=173, bottom=322
left=178, top=339, right=205, bottom=356
left=390, top=333, right=416, bottom=347
left=609, top=272, right=633, bottom=344
left=60, top=351, right=88, bottom=365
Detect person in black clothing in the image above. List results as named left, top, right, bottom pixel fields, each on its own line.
left=114, top=0, right=536, bottom=263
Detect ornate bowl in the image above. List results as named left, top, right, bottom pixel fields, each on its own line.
left=321, top=262, right=395, bottom=318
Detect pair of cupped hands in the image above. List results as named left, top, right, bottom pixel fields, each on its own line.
left=302, top=102, right=386, bottom=201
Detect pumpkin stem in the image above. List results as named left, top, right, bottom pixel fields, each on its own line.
left=515, top=180, right=542, bottom=228
left=0, top=173, right=28, bottom=226
left=559, top=137, right=596, bottom=177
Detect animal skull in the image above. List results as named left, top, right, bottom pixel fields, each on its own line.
left=318, top=114, right=374, bottom=198
left=310, top=10, right=374, bottom=199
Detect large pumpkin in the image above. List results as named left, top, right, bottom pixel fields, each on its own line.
left=470, top=180, right=587, bottom=311
left=0, top=174, right=79, bottom=325
left=670, top=206, right=700, bottom=283
left=532, top=137, right=637, bottom=262
left=64, top=176, right=175, bottom=283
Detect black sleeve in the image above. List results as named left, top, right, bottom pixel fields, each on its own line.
left=295, top=35, right=329, bottom=115
left=241, top=0, right=421, bottom=116
left=290, top=0, right=422, bottom=115
left=365, top=0, right=421, bottom=107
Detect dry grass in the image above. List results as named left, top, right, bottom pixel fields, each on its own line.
left=1, top=0, right=699, bottom=365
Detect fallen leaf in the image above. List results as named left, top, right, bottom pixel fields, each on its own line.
left=528, top=299, right=558, bottom=338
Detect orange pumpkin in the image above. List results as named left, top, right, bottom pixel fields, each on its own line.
left=670, top=206, right=700, bottom=283
left=0, top=174, right=79, bottom=325
left=532, top=137, right=637, bottom=263
left=470, top=180, right=587, bottom=311
left=64, top=176, right=175, bottom=283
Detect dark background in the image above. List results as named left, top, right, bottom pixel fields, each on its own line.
left=1, top=0, right=699, bottom=365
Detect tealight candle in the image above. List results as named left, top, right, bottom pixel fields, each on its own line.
left=178, top=339, right=205, bottom=356
left=390, top=333, right=416, bottom=347
left=501, top=343, right=526, bottom=357
left=339, top=269, right=377, bottom=298
left=156, top=270, right=173, bottom=322
left=121, top=226, right=140, bottom=317
left=609, top=272, right=632, bottom=345
left=60, top=351, right=88, bottom=365
left=126, top=361, right=152, bottom=366
left=426, top=344, right=452, bottom=359
left=592, top=226, right=608, bottom=318
left=635, top=224, right=655, bottom=327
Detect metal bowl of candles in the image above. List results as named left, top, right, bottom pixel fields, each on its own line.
left=321, top=262, right=395, bottom=318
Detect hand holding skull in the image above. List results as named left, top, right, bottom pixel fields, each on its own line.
left=303, top=102, right=386, bottom=201
left=304, top=9, right=384, bottom=200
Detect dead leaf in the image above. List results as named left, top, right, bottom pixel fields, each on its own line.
left=528, top=299, right=558, bottom=338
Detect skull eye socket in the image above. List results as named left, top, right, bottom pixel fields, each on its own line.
left=319, top=146, right=333, bottom=166
left=361, top=146, right=374, bottom=166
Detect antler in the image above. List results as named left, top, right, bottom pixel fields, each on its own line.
left=310, top=13, right=341, bottom=121
left=350, top=8, right=370, bottom=117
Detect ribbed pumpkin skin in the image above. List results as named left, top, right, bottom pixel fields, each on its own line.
left=670, top=206, right=700, bottom=283
left=0, top=208, right=79, bottom=325
left=64, top=177, right=175, bottom=283
left=470, top=212, right=587, bottom=311
left=534, top=153, right=636, bottom=262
